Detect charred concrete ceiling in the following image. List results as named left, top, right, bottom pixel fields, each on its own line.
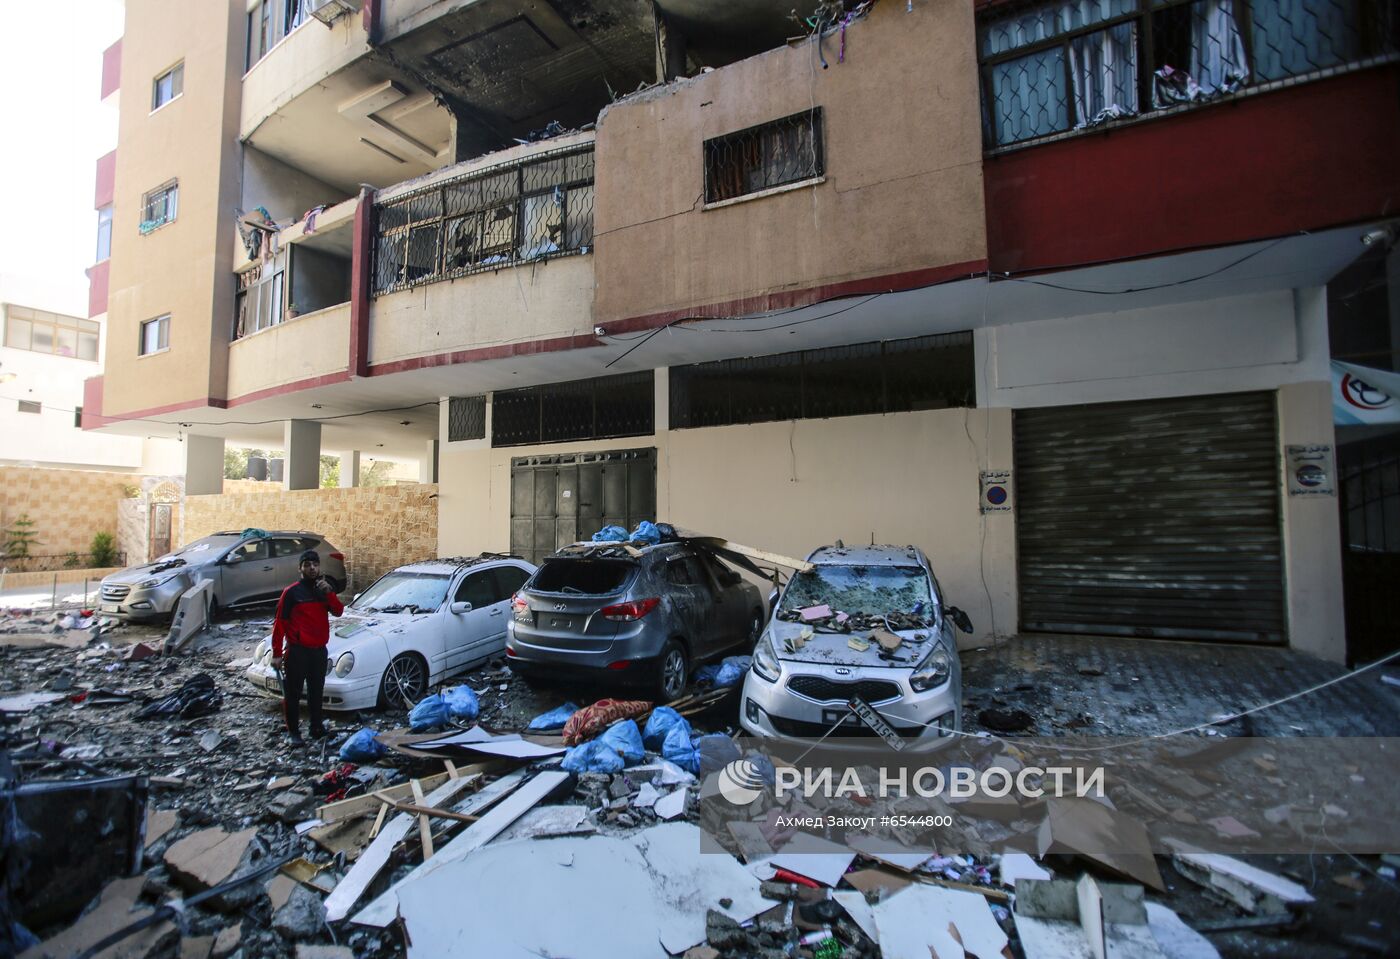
left=381, top=0, right=799, bottom=157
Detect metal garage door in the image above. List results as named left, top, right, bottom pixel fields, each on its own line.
left=1014, top=393, right=1285, bottom=643
left=510, top=448, right=657, bottom=565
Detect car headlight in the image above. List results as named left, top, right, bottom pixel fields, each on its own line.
left=334, top=652, right=355, bottom=678
left=909, top=644, right=952, bottom=692
left=751, top=633, right=781, bottom=683
left=137, top=575, right=177, bottom=590
left=255, top=641, right=271, bottom=665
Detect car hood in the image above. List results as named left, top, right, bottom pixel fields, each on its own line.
left=769, top=620, right=938, bottom=669
left=326, top=609, right=432, bottom=649
left=102, top=558, right=195, bottom=585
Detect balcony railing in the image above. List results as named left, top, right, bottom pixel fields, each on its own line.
left=372, top=143, right=595, bottom=296
left=979, top=0, right=1398, bottom=149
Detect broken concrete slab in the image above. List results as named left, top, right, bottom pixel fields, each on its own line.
left=0, top=691, right=65, bottom=713
left=163, top=826, right=259, bottom=910
left=164, top=579, right=212, bottom=653
left=145, top=807, right=179, bottom=848
left=19, top=876, right=178, bottom=959
left=1037, top=798, right=1164, bottom=891
left=211, top=923, right=241, bottom=959
left=179, top=935, right=214, bottom=959
left=871, top=883, right=1008, bottom=959
left=272, top=882, right=325, bottom=941
left=1166, top=845, right=1314, bottom=913
left=751, top=832, right=857, bottom=888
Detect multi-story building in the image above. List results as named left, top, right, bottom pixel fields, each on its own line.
left=84, top=0, right=1399, bottom=663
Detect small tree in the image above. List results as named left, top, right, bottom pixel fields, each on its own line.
left=91, top=531, right=118, bottom=568
left=4, top=514, right=40, bottom=558
left=320, top=454, right=340, bottom=489
left=224, top=447, right=248, bottom=480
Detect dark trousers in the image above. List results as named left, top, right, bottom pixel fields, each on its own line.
left=283, top=644, right=328, bottom=735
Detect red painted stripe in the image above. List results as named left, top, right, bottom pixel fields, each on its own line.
left=599, top=259, right=989, bottom=336
left=227, top=371, right=353, bottom=407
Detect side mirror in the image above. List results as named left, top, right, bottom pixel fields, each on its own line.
left=767, top=588, right=779, bottom=612
left=450, top=601, right=473, bottom=615
left=223, top=554, right=243, bottom=565
left=946, top=606, right=974, bottom=634
left=352, top=593, right=361, bottom=604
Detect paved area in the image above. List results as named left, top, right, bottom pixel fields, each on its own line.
left=962, top=633, right=1400, bottom=738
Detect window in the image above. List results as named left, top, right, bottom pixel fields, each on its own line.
left=979, top=0, right=1397, bottom=148
left=373, top=145, right=595, bottom=294
left=491, top=371, right=654, bottom=447
left=96, top=206, right=113, bottom=261
left=448, top=396, right=487, bottom=441
left=140, top=180, right=178, bottom=233
left=491, top=565, right=531, bottom=600
left=669, top=332, right=975, bottom=430
left=246, top=1, right=309, bottom=69
left=151, top=62, right=184, bottom=110
left=455, top=571, right=497, bottom=608
left=270, top=538, right=304, bottom=558
left=140, top=315, right=170, bottom=355
left=3, top=306, right=100, bottom=359
left=18, top=401, right=41, bottom=414
left=665, top=555, right=707, bottom=587
left=228, top=539, right=268, bottom=563
left=703, top=109, right=824, bottom=204
left=233, top=248, right=288, bottom=340
left=74, top=406, right=84, bottom=428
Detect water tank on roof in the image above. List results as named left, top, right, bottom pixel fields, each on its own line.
left=246, top=456, right=267, bottom=481
left=268, top=458, right=285, bottom=482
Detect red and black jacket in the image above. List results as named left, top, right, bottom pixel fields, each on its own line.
left=272, top=579, right=344, bottom=656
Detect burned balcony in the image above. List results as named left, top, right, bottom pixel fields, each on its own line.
left=978, top=0, right=1399, bottom=150
left=372, top=142, right=595, bottom=295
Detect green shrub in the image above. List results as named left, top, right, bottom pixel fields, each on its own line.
left=91, top=531, right=118, bottom=568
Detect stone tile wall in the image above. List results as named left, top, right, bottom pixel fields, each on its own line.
left=0, top=466, right=135, bottom=562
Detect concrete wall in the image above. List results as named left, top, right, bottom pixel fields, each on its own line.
left=102, top=0, right=246, bottom=417
left=0, top=345, right=143, bottom=470
left=0, top=466, right=134, bottom=560
left=241, top=147, right=349, bottom=225
left=593, top=0, right=986, bottom=325
left=239, top=12, right=369, bottom=139
left=227, top=302, right=351, bottom=399
left=182, top=483, right=439, bottom=588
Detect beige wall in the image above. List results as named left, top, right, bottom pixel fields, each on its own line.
left=437, top=403, right=1017, bottom=649
left=182, top=483, right=438, bottom=588
left=227, top=302, right=351, bottom=399
left=593, top=0, right=985, bottom=325
left=103, top=0, right=245, bottom=417
left=239, top=12, right=369, bottom=139
left=0, top=466, right=133, bottom=560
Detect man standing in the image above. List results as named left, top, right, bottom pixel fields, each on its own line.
left=271, top=550, right=343, bottom=745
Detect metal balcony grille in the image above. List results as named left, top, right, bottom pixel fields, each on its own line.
left=979, top=0, right=1398, bottom=149
left=373, top=145, right=595, bottom=295
left=703, top=109, right=824, bottom=204
left=669, top=331, right=975, bottom=430
left=448, top=395, right=487, bottom=442
left=492, top=371, right=654, bottom=448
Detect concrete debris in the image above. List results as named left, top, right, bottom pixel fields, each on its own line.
left=180, top=934, right=215, bottom=959
left=1166, top=844, right=1314, bottom=913
left=272, top=882, right=326, bottom=940
left=1014, top=874, right=1219, bottom=959
left=211, top=922, right=241, bottom=958
left=18, top=876, right=179, bottom=959
left=163, top=826, right=260, bottom=910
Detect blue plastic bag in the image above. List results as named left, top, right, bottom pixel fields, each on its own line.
left=695, top=733, right=741, bottom=776
left=643, top=706, right=685, bottom=751
left=561, top=739, right=625, bottom=774
left=628, top=521, right=661, bottom=546
left=691, top=664, right=722, bottom=687
left=339, top=727, right=387, bottom=762
left=528, top=702, right=579, bottom=731
left=714, top=656, right=751, bottom=688
left=592, top=525, right=628, bottom=542
left=442, top=686, right=480, bottom=722
left=408, top=694, right=450, bottom=731
left=661, top=721, right=700, bottom=774
left=597, top=719, right=645, bottom=764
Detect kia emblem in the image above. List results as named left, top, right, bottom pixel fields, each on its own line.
left=834, top=667, right=851, bottom=675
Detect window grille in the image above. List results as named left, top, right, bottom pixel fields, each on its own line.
left=448, top=396, right=487, bottom=441
left=140, top=180, right=178, bottom=233
left=703, top=109, right=824, bottom=204
left=491, top=371, right=654, bottom=447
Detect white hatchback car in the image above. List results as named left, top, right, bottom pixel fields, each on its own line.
left=245, top=555, right=536, bottom=711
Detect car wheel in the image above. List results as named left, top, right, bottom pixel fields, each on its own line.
left=379, top=654, right=428, bottom=710
left=656, top=640, right=688, bottom=703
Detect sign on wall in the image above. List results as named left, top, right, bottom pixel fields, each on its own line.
left=1286, top=445, right=1335, bottom=497
left=980, top=470, right=1013, bottom=513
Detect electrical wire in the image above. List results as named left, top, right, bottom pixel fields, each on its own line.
left=1001, top=236, right=1291, bottom=295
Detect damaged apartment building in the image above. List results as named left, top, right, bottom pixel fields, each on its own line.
left=82, top=0, right=1400, bottom=665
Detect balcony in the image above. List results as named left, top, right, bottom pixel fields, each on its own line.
left=977, top=0, right=1399, bottom=152
left=227, top=301, right=351, bottom=401
left=100, top=39, right=121, bottom=102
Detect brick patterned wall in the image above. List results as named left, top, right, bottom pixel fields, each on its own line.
left=0, top=466, right=134, bottom=560
left=181, top=484, right=438, bottom=589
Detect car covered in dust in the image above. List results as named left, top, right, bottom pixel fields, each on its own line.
left=739, top=544, right=970, bottom=751
left=98, top=530, right=347, bottom=623
left=245, top=554, right=535, bottom=710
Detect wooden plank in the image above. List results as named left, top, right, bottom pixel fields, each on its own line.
left=316, top=773, right=450, bottom=824
left=410, top=780, right=433, bottom=860
left=368, top=801, right=388, bottom=841
left=388, top=802, right=480, bottom=825
left=323, top=773, right=484, bottom=922
left=352, top=770, right=567, bottom=928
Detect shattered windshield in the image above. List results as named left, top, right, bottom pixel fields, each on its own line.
left=778, top=565, right=932, bottom=618
left=157, top=535, right=242, bottom=563
left=352, top=573, right=451, bottom=614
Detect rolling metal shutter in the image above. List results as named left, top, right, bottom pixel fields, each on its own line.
left=1014, top=393, right=1285, bottom=643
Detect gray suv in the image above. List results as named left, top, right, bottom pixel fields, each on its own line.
left=98, top=530, right=348, bottom=622
left=506, top=542, right=765, bottom=700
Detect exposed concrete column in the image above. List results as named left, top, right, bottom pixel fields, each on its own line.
left=420, top=440, right=440, bottom=484
left=652, top=2, right=687, bottom=81
left=184, top=434, right=225, bottom=496
left=284, top=420, right=322, bottom=491
left=339, top=451, right=361, bottom=488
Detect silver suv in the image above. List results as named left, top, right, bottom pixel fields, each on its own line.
left=98, top=530, right=348, bottom=622
left=739, top=544, right=969, bottom=752
left=506, top=542, right=765, bottom=700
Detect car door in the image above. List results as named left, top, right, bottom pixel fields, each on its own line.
left=220, top=538, right=272, bottom=606
left=442, top=568, right=502, bottom=672
left=663, top=552, right=716, bottom=657
left=701, top=553, right=750, bottom=647
left=267, top=537, right=306, bottom=600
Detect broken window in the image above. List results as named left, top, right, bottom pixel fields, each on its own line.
left=779, top=565, right=933, bottom=618
left=529, top=559, right=637, bottom=595
left=140, top=180, right=178, bottom=233
left=669, top=331, right=975, bottom=430
left=354, top=572, right=452, bottom=613
left=703, top=109, right=823, bottom=204
left=373, top=144, right=595, bottom=294
left=151, top=62, right=183, bottom=111
left=139, top=314, right=170, bottom=355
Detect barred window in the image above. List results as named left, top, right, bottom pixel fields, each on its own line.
left=448, top=395, right=487, bottom=442
left=373, top=145, right=595, bottom=295
left=140, top=180, right=178, bottom=233
left=491, top=372, right=654, bottom=447
left=703, top=109, right=824, bottom=204
left=669, top=332, right=975, bottom=430
left=979, top=0, right=1397, bottom=149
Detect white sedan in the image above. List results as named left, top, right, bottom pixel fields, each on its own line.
left=245, top=555, right=536, bottom=711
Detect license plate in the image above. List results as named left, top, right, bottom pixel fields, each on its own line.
left=265, top=677, right=282, bottom=693
left=848, top=696, right=906, bottom=751
left=549, top=618, right=571, bottom=628
left=101, top=604, right=120, bottom=613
